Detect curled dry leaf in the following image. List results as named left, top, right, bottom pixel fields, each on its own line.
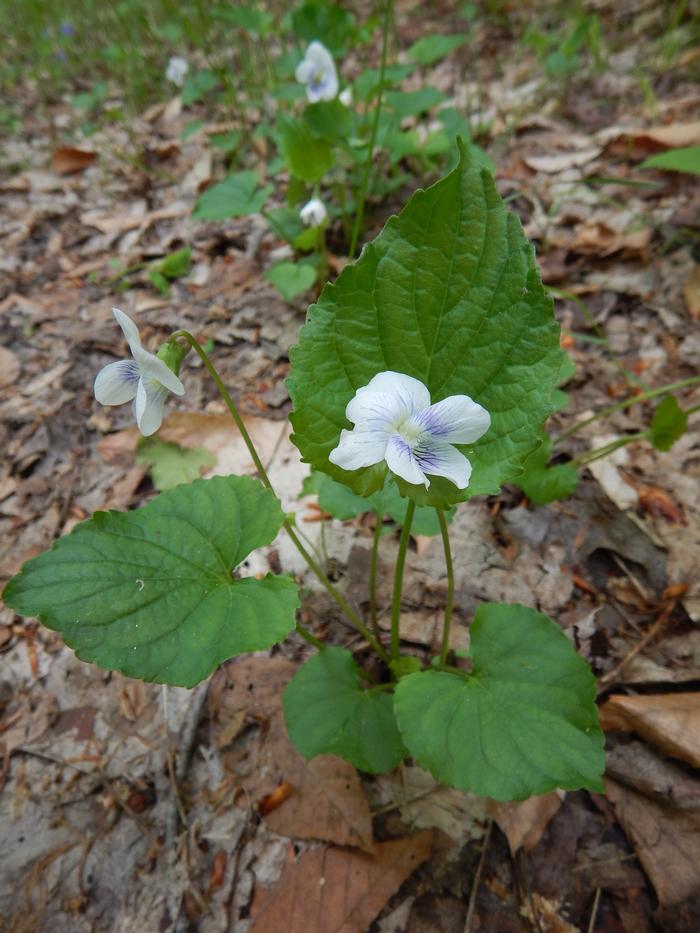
left=600, top=692, right=700, bottom=769
left=683, top=266, right=700, bottom=320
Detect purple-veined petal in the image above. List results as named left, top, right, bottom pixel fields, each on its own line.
left=385, top=435, right=429, bottom=488
left=112, top=308, right=143, bottom=357
left=414, top=439, right=473, bottom=489
left=329, top=428, right=388, bottom=471
left=133, top=347, right=185, bottom=396
left=134, top=378, right=169, bottom=436
left=94, top=359, right=140, bottom=405
left=415, top=395, right=491, bottom=445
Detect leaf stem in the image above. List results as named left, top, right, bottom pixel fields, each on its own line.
left=169, top=331, right=388, bottom=661
left=437, top=509, right=455, bottom=670
left=348, top=0, right=392, bottom=259
left=295, top=622, right=325, bottom=650
left=390, top=500, right=415, bottom=662
left=556, top=375, right=700, bottom=443
left=570, top=432, right=646, bottom=468
left=369, top=511, right=383, bottom=642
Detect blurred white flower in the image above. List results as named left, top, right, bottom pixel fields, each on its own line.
left=94, top=308, right=185, bottom=436
left=339, top=87, right=353, bottom=107
left=166, top=56, right=189, bottom=87
left=300, top=197, right=328, bottom=227
left=295, top=41, right=338, bottom=102
left=329, top=371, right=490, bottom=489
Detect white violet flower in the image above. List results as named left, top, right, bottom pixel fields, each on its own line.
left=339, top=87, right=353, bottom=107
left=300, top=197, right=328, bottom=227
left=329, top=371, right=490, bottom=490
left=295, top=41, right=338, bottom=102
left=94, top=308, right=185, bottom=436
left=166, top=56, right=189, bottom=87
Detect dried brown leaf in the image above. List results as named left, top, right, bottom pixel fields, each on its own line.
left=600, top=693, right=700, bottom=768
left=50, top=146, right=96, bottom=174
left=683, top=266, right=700, bottom=321
left=249, top=832, right=434, bottom=933
left=488, top=792, right=563, bottom=854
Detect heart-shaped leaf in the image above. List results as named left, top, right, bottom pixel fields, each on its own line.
left=283, top=647, right=407, bottom=773
left=193, top=171, right=273, bottom=220
left=288, top=141, right=564, bottom=509
left=265, top=261, right=317, bottom=301
left=3, top=476, right=298, bottom=688
left=393, top=602, right=604, bottom=800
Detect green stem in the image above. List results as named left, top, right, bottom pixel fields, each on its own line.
left=390, top=500, right=415, bottom=662
left=437, top=510, right=455, bottom=670
left=169, top=331, right=387, bottom=661
left=571, top=432, right=646, bottom=468
left=348, top=0, right=391, bottom=259
left=295, top=622, right=325, bottom=650
left=557, top=375, right=700, bottom=443
left=369, top=512, right=383, bottom=642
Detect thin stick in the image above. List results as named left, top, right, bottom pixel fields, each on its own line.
left=437, top=509, right=455, bottom=670
left=597, top=599, right=676, bottom=693
left=348, top=0, right=392, bottom=258
left=390, top=500, right=415, bottom=662
left=463, top=820, right=493, bottom=933
left=587, top=887, right=602, bottom=933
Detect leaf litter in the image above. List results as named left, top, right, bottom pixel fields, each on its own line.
left=1, top=3, right=700, bottom=930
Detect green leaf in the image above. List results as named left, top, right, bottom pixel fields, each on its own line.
left=193, top=171, right=273, bottom=220
left=303, top=100, right=353, bottom=144
left=277, top=115, right=334, bottom=183
left=407, top=34, right=468, bottom=66
left=302, top=471, right=454, bottom=534
left=354, top=64, right=413, bottom=102
left=515, top=433, right=579, bottom=504
left=291, top=2, right=355, bottom=52
left=159, top=246, right=192, bottom=280
left=288, top=141, right=564, bottom=509
left=181, top=69, right=217, bottom=106
left=385, top=88, right=448, bottom=119
left=640, top=146, right=700, bottom=176
left=147, top=268, right=170, bottom=296
left=135, top=438, right=217, bottom=491
left=283, top=647, right=406, bottom=773
left=210, top=130, right=242, bottom=154
left=647, top=396, right=688, bottom=451
left=2, top=476, right=299, bottom=688
left=393, top=603, right=605, bottom=800
left=265, top=262, right=316, bottom=301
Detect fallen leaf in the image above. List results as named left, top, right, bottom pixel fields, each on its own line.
left=51, top=146, right=97, bottom=175
left=0, top=347, right=21, bottom=389
left=684, top=266, right=700, bottom=320
left=523, top=147, right=602, bottom=173
left=600, top=693, right=700, bottom=768
left=606, top=769, right=700, bottom=906
left=210, top=657, right=375, bottom=851
left=488, top=792, right=563, bottom=854
left=249, top=832, right=433, bottom=933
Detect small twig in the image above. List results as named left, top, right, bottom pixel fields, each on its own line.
left=587, top=887, right=602, bottom=933
left=597, top=600, right=676, bottom=693
left=463, top=820, right=493, bottom=933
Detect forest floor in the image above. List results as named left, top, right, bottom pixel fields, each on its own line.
left=1, top=3, right=700, bottom=932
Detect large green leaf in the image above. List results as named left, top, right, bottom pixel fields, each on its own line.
left=3, top=476, right=298, bottom=688
left=193, top=171, right=273, bottom=220
left=283, top=647, right=406, bottom=773
left=393, top=603, right=605, bottom=800
left=277, top=115, right=334, bottom=183
left=302, top=470, right=454, bottom=535
left=288, top=142, right=564, bottom=509
left=640, top=146, right=700, bottom=177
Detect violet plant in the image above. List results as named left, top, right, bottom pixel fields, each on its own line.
left=3, top=143, right=606, bottom=801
